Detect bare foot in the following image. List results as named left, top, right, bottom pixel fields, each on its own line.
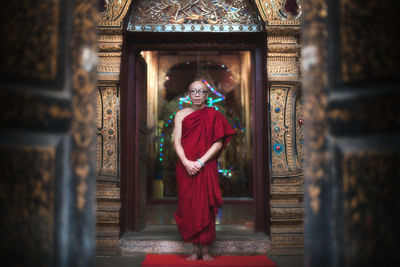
left=186, top=253, right=199, bottom=261
left=202, top=254, right=214, bottom=261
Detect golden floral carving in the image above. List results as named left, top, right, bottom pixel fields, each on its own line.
left=127, top=0, right=262, bottom=32
left=0, top=0, right=59, bottom=80
left=268, top=59, right=299, bottom=77
left=99, top=0, right=132, bottom=29
left=135, top=0, right=259, bottom=25
left=98, top=56, right=121, bottom=74
left=254, top=0, right=302, bottom=26
left=272, top=185, right=304, bottom=193
left=0, top=146, right=55, bottom=267
left=270, top=85, right=303, bottom=175
left=71, top=0, right=98, bottom=210
left=267, top=34, right=301, bottom=82
left=96, top=86, right=119, bottom=177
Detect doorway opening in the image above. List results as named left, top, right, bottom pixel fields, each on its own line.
left=142, top=50, right=255, bottom=228
left=120, top=32, right=270, bottom=237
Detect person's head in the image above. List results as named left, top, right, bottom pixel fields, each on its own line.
left=188, top=80, right=209, bottom=107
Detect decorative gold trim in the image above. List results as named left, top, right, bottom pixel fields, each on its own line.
left=127, top=0, right=262, bottom=32
left=254, top=0, right=302, bottom=26
left=99, top=0, right=133, bottom=29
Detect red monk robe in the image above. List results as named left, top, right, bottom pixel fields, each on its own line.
left=175, top=107, right=235, bottom=245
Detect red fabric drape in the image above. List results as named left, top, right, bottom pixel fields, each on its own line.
left=175, top=107, right=235, bottom=245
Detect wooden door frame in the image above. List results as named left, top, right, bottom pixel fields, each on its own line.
left=120, top=48, right=138, bottom=233
left=120, top=32, right=271, bottom=235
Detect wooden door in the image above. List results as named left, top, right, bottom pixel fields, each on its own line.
left=120, top=50, right=147, bottom=233
left=135, top=54, right=148, bottom=231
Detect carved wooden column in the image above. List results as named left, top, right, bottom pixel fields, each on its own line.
left=302, top=0, right=400, bottom=266
left=254, top=0, right=304, bottom=255
left=96, top=0, right=132, bottom=255
left=0, top=1, right=98, bottom=266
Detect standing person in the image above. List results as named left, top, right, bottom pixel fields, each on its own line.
left=173, top=80, right=235, bottom=261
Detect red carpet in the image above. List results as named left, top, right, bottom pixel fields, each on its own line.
left=141, top=254, right=276, bottom=267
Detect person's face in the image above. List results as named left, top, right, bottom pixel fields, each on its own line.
left=188, top=82, right=209, bottom=107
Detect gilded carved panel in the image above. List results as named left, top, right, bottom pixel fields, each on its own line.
left=98, top=52, right=122, bottom=81
left=269, top=85, right=303, bottom=174
left=255, top=0, right=302, bottom=26
left=99, top=0, right=132, bottom=28
left=270, top=86, right=289, bottom=173
left=127, top=0, right=262, bottom=32
left=96, top=86, right=119, bottom=177
left=267, top=35, right=301, bottom=82
left=267, top=56, right=299, bottom=81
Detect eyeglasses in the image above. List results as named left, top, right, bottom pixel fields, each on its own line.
left=188, top=89, right=208, bottom=95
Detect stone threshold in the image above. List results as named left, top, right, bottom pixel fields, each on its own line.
left=118, top=225, right=270, bottom=256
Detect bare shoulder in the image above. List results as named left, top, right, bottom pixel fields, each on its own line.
left=174, top=108, right=192, bottom=123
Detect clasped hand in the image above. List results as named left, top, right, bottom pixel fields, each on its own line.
left=183, top=160, right=203, bottom=176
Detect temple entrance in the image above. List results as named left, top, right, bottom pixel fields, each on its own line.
left=120, top=32, right=269, bottom=237
left=143, top=50, right=255, bottom=228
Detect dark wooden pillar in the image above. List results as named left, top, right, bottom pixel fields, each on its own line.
left=0, top=1, right=98, bottom=266
left=302, top=0, right=400, bottom=266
